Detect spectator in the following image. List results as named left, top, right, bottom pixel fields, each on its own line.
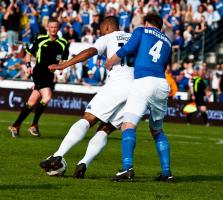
left=106, top=0, right=119, bottom=12
left=91, top=56, right=107, bottom=85
left=80, top=2, right=92, bottom=26
left=63, top=25, right=80, bottom=44
left=203, top=4, right=221, bottom=30
left=187, top=0, right=201, bottom=13
left=167, top=8, right=182, bottom=32
left=0, top=3, right=5, bottom=28
left=214, top=0, right=223, bottom=19
left=91, top=12, right=100, bottom=36
left=211, top=64, right=223, bottom=102
left=82, top=70, right=99, bottom=86
left=26, top=3, right=40, bottom=36
left=161, top=0, right=172, bottom=18
left=4, top=51, right=23, bottom=80
left=4, top=1, right=20, bottom=54
left=218, top=63, right=223, bottom=102
left=130, top=7, right=144, bottom=32
left=40, top=0, right=50, bottom=30
left=194, top=15, right=207, bottom=37
left=183, top=24, right=193, bottom=47
left=183, top=4, right=193, bottom=25
left=81, top=28, right=94, bottom=44
left=21, top=22, right=31, bottom=45
left=54, top=69, right=68, bottom=83
left=172, top=29, right=184, bottom=49
left=193, top=4, right=205, bottom=23
left=119, top=0, right=132, bottom=32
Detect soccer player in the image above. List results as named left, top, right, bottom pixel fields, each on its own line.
left=40, top=16, right=134, bottom=178
left=8, top=19, right=69, bottom=137
left=105, top=13, right=173, bottom=182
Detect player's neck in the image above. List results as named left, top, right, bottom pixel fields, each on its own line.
left=49, top=35, right=57, bottom=41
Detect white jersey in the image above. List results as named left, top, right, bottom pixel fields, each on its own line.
left=93, top=31, right=134, bottom=81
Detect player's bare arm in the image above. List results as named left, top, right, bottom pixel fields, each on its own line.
left=48, top=47, right=98, bottom=71
left=105, top=54, right=121, bottom=71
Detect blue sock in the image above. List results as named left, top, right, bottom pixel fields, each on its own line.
left=154, top=132, right=170, bottom=176
left=122, top=129, right=136, bottom=170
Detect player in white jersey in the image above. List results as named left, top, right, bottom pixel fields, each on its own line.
left=40, top=16, right=134, bottom=178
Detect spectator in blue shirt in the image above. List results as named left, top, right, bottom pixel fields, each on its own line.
left=215, top=0, right=223, bottom=18
left=161, top=0, right=171, bottom=18
left=82, top=70, right=99, bottom=86
left=172, top=30, right=184, bottom=49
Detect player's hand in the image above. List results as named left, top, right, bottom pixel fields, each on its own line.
left=48, top=64, right=63, bottom=72
left=105, top=59, right=113, bottom=71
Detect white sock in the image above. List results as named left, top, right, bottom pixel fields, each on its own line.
left=54, top=119, right=90, bottom=157
left=78, top=131, right=108, bottom=167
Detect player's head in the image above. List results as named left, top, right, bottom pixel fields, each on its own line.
left=100, top=16, right=119, bottom=36
left=144, top=13, right=163, bottom=30
left=47, top=18, right=59, bottom=37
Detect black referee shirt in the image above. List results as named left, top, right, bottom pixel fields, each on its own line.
left=26, top=35, right=69, bottom=73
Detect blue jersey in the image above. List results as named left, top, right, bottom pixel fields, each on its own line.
left=116, top=27, right=172, bottom=79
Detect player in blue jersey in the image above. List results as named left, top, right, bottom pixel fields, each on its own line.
left=105, top=13, right=173, bottom=182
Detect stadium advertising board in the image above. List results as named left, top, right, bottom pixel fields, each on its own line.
left=0, top=88, right=223, bottom=126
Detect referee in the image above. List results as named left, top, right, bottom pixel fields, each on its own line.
left=9, top=18, right=69, bottom=137
left=187, top=67, right=209, bottom=126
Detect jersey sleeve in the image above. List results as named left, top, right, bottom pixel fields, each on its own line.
left=93, top=35, right=107, bottom=56
left=116, top=27, right=142, bottom=59
left=25, top=37, right=39, bottom=55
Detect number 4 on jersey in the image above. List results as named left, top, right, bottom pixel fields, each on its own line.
left=149, top=40, right=163, bottom=63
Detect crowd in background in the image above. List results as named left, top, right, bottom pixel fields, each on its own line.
left=0, top=0, right=223, bottom=101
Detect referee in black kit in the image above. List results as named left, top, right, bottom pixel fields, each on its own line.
left=8, top=18, right=69, bottom=138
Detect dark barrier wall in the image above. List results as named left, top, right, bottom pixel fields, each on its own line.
left=0, top=88, right=223, bottom=126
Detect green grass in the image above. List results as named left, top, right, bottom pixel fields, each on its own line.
left=0, top=111, right=223, bottom=200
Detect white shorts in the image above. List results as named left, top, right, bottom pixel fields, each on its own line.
left=123, top=77, right=169, bottom=130
left=85, top=79, right=133, bottom=128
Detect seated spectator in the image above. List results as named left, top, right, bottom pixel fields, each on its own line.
left=82, top=70, right=99, bottom=86
left=91, top=56, right=107, bottom=85
left=54, top=69, right=68, bottom=83
left=211, top=64, right=223, bottom=102
left=3, top=51, right=23, bottom=79
left=81, top=27, right=94, bottom=44
left=218, top=63, right=223, bottom=102
left=0, top=59, right=7, bottom=80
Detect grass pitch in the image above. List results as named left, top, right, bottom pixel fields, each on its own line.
left=0, top=111, right=223, bottom=200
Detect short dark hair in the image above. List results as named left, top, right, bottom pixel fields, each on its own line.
left=144, top=13, right=163, bottom=30
left=48, top=18, right=59, bottom=24
left=102, top=16, right=119, bottom=29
